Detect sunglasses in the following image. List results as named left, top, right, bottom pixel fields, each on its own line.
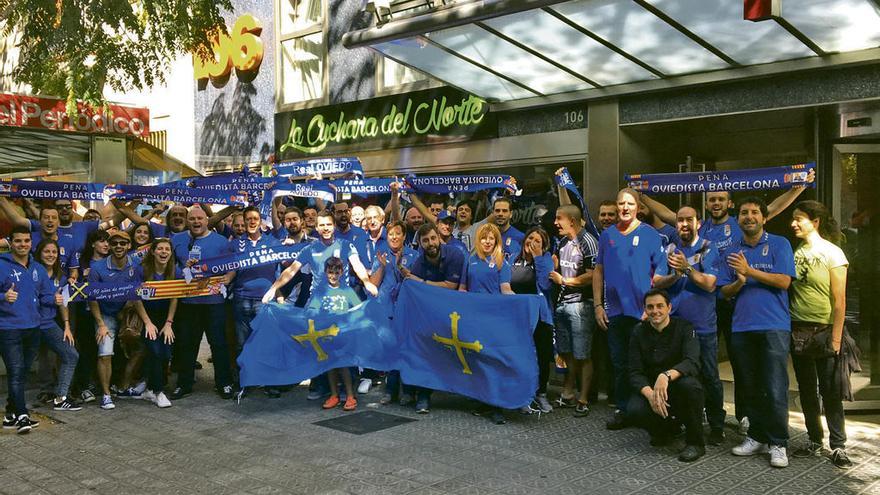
left=110, top=240, right=130, bottom=247
left=55, top=204, right=73, bottom=210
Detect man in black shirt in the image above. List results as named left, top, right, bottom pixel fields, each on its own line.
left=627, top=289, right=705, bottom=462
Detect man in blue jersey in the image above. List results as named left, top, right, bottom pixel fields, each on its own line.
left=276, top=207, right=316, bottom=307
left=333, top=202, right=371, bottom=291
left=654, top=205, right=725, bottom=445
left=719, top=196, right=795, bottom=469
left=436, top=211, right=468, bottom=254
left=399, top=223, right=466, bottom=414
left=0, top=200, right=78, bottom=273
left=593, top=188, right=671, bottom=430
left=170, top=206, right=236, bottom=401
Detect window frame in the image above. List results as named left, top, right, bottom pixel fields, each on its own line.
left=375, top=54, right=443, bottom=96
left=275, top=0, right=329, bottom=111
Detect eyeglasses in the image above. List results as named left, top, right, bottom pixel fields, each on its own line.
left=110, top=240, right=130, bottom=247
left=55, top=204, right=73, bottom=210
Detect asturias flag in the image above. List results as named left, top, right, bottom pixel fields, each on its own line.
left=238, top=297, right=396, bottom=387
left=394, top=281, right=545, bottom=409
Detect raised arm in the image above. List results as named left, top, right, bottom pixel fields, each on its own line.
left=409, top=192, right=437, bottom=224
left=0, top=196, right=30, bottom=229
left=388, top=180, right=402, bottom=222
left=555, top=168, right=572, bottom=206
left=639, top=193, right=677, bottom=226
left=208, top=205, right=237, bottom=229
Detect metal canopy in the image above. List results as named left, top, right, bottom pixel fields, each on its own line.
left=344, top=0, right=880, bottom=105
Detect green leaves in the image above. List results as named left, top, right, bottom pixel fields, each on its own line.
left=1, top=0, right=232, bottom=112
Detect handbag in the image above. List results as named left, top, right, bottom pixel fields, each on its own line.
left=790, top=321, right=836, bottom=358
left=117, top=303, right=145, bottom=357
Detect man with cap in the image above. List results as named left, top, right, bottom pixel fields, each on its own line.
left=436, top=210, right=467, bottom=254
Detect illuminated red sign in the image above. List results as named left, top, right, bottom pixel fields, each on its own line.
left=0, top=93, right=150, bottom=137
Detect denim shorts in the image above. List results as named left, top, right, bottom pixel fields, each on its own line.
left=96, top=316, right=119, bottom=357
left=554, top=300, right=594, bottom=360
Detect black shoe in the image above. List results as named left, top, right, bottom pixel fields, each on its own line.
left=606, top=411, right=627, bottom=430
left=573, top=401, right=591, bottom=418
left=792, top=441, right=823, bottom=458
left=490, top=410, right=507, bottom=425
left=554, top=395, right=576, bottom=408
left=830, top=448, right=853, bottom=468
left=15, top=414, right=39, bottom=434
left=678, top=445, right=706, bottom=463
left=265, top=387, right=282, bottom=399
left=650, top=434, right=672, bottom=447
left=2, top=413, right=17, bottom=429
left=707, top=429, right=725, bottom=446
left=219, top=385, right=235, bottom=400
left=53, top=397, right=83, bottom=411
left=170, top=387, right=191, bottom=400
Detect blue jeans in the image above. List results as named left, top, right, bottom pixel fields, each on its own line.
left=730, top=330, right=790, bottom=447
left=0, top=328, right=40, bottom=416
left=40, top=322, right=79, bottom=398
left=697, top=332, right=725, bottom=431
left=143, top=308, right=172, bottom=393
left=176, top=303, right=233, bottom=390
left=233, top=297, right=263, bottom=358
left=607, top=316, right=639, bottom=413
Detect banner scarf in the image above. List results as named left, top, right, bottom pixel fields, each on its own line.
left=163, top=171, right=276, bottom=194
left=0, top=179, right=106, bottom=202
left=61, top=276, right=227, bottom=306
left=238, top=281, right=552, bottom=409
left=104, top=183, right=249, bottom=206
left=554, top=168, right=601, bottom=238
left=183, top=243, right=304, bottom=283
left=273, top=157, right=364, bottom=180
left=405, top=174, right=520, bottom=196
left=626, top=162, right=816, bottom=195
left=309, top=178, right=413, bottom=198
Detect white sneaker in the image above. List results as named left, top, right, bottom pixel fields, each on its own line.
left=142, top=390, right=157, bottom=404
left=738, top=416, right=750, bottom=435
left=133, top=381, right=147, bottom=394
left=357, top=378, right=372, bottom=394
left=732, top=437, right=768, bottom=456
left=155, top=392, right=172, bottom=408
left=769, top=445, right=789, bottom=468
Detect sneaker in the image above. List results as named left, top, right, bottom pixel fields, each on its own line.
left=53, top=397, right=82, bottom=411
left=732, top=437, right=768, bottom=456
left=555, top=395, right=576, bottom=408
left=490, top=410, right=506, bottom=425
left=132, top=381, right=147, bottom=394
left=100, top=395, right=115, bottom=410
left=738, top=416, right=750, bottom=435
left=534, top=393, right=553, bottom=413
left=519, top=405, right=537, bottom=415
left=80, top=390, right=96, bottom=403
left=116, top=387, right=143, bottom=399
left=15, top=414, right=36, bottom=434
left=399, top=393, right=414, bottom=407
left=219, top=385, right=235, bottom=400
left=323, top=395, right=340, bottom=409
left=307, top=388, right=329, bottom=401
left=379, top=393, right=392, bottom=405
left=830, top=448, right=853, bottom=469
left=606, top=410, right=627, bottom=430
left=415, top=398, right=430, bottom=414
left=154, top=392, right=172, bottom=409
left=679, top=445, right=706, bottom=463
left=573, top=401, right=591, bottom=418
left=170, top=387, right=191, bottom=400
left=343, top=397, right=357, bottom=411
left=707, top=429, right=725, bottom=446
left=769, top=445, right=788, bottom=468
left=2, top=414, right=17, bottom=429
left=792, top=441, right=823, bottom=458
left=142, top=390, right=157, bottom=404
left=357, top=378, right=372, bottom=394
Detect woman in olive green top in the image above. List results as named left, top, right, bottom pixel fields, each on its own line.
left=788, top=200, right=851, bottom=468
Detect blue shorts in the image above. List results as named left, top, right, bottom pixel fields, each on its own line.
left=554, top=300, right=594, bottom=360
left=96, top=316, right=118, bottom=357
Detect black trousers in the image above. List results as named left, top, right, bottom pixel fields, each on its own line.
left=534, top=321, right=553, bottom=395
left=792, top=353, right=847, bottom=449
left=626, top=376, right=705, bottom=447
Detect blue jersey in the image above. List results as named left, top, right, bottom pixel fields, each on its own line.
left=58, top=220, right=99, bottom=256
left=666, top=238, right=720, bottom=334
left=655, top=223, right=679, bottom=249
left=411, top=243, right=465, bottom=287
left=501, top=225, right=525, bottom=260
left=296, top=238, right=359, bottom=292
left=461, top=254, right=511, bottom=294
left=596, top=223, right=668, bottom=319
left=718, top=231, right=796, bottom=333
left=29, top=220, right=78, bottom=271
left=38, top=275, right=64, bottom=329
left=699, top=216, right=743, bottom=252
left=370, top=244, right=419, bottom=295
left=279, top=235, right=316, bottom=307
left=229, top=233, right=282, bottom=299
left=336, top=226, right=371, bottom=286
left=0, top=254, right=54, bottom=330
left=171, top=231, right=231, bottom=305
left=88, top=255, right=142, bottom=315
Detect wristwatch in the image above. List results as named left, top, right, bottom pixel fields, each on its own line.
left=683, top=265, right=693, bottom=276
left=662, top=371, right=672, bottom=380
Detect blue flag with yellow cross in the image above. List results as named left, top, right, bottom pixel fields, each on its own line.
left=237, top=296, right=396, bottom=387
left=394, top=281, right=547, bottom=409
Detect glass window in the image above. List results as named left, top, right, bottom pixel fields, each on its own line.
left=278, top=0, right=325, bottom=106
left=281, top=33, right=324, bottom=105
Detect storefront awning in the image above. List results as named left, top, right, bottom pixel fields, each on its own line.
left=343, top=0, right=880, bottom=109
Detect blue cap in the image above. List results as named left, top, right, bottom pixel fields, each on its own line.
left=437, top=210, right=455, bottom=222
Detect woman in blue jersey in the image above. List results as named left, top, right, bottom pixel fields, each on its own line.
left=460, top=223, right=514, bottom=424
left=133, top=238, right=178, bottom=408
left=34, top=239, right=81, bottom=411
left=128, top=222, right=154, bottom=262
left=70, top=229, right=110, bottom=404
left=510, top=227, right=555, bottom=414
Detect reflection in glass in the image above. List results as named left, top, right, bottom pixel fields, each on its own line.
left=383, top=57, right=430, bottom=89
left=282, top=33, right=324, bottom=104
left=280, top=0, right=322, bottom=35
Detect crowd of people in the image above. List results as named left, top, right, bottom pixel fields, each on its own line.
left=0, top=170, right=858, bottom=471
